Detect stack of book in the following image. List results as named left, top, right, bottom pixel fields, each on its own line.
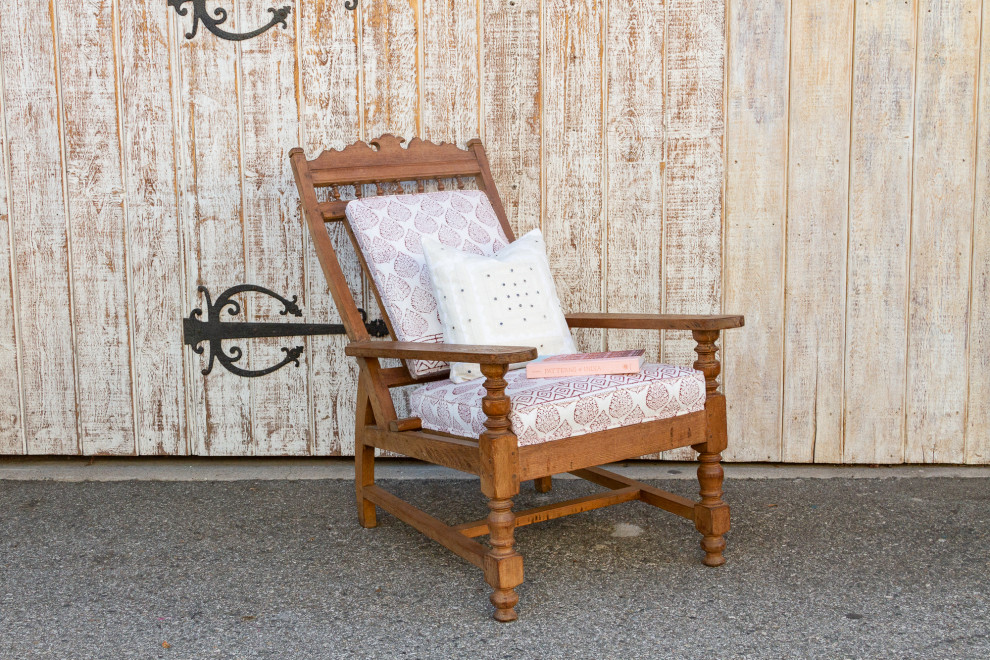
left=525, top=349, right=646, bottom=378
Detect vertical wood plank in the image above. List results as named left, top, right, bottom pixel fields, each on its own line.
left=0, top=0, right=77, bottom=454
left=543, top=0, right=605, bottom=352
left=723, top=0, right=789, bottom=462
left=662, top=0, right=725, bottom=461
left=239, top=0, right=309, bottom=456
left=175, top=7, right=252, bottom=455
left=483, top=0, right=542, bottom=237
left=299, top=0, right=363, bottom=455
left=604, top=0, right=664, bottom=362
left=422, top=0, right=479, bottom=146
left=905, top=0, right=982, bottom=463
left=967, top=0, right=990, bottom=464
left=843, top=0, right=917, bottom=464
left=56, top=0, right=135, bottom=455
left=0, top=48, right=21, bottom=454
left=662, top=0, right=725, bottom=367
left=363, top=0, right=420, bottom=140
left=603, top=0, right=664, bottom=459
left=119, top=0, right=187, bottom=455
left=780, top=0, right=854, bottom=463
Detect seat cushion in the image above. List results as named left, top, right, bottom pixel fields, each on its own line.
left=345, top=190, right=510, bottom=378
left=409, top=364, right=707, bottom=447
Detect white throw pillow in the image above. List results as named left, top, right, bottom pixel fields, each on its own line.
left=421, top=228, right=577, bottom=383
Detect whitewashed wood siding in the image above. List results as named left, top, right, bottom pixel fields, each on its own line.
left=0, top=1, right=985, bottom=463
left=725, top=0, right=990, bottom=464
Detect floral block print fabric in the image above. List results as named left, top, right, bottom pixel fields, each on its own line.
left=345, top=190, right=510, bottom=378
left=409, top=364, right=707, bottom=446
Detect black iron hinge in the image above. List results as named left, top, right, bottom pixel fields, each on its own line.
left=183, top=284, right=388, bottom=378
left=167, top=1, right=358, bottom=42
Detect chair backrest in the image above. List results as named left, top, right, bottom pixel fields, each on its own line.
left=289, top=135, right=515, bottom=385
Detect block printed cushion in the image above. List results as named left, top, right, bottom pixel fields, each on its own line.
left=409, top=364, right=707, bottom=447
left=345, top=190, right=510, bottom=378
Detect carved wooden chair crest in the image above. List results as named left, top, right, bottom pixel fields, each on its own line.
left=290, top=135, right=744, bottom=622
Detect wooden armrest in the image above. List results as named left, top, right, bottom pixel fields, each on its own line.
left=565, top=313, right=745, bottom=331
left=345, top=340, right=537, bottom=364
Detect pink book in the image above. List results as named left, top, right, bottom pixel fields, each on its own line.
left=525, top=349, right=646, bottom=378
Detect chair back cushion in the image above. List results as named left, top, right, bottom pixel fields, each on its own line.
left=345, top=190, right=510, bottom=377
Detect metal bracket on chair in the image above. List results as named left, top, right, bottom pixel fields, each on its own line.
left=183, top=284, right=388, bottom=378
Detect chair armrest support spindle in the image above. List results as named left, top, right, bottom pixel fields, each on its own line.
left=691, top=329, right=722, bottom=396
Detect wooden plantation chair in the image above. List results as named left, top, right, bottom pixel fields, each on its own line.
left=289, top=135, right=744, bottom=622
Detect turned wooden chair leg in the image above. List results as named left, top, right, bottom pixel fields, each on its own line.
left=355, top=384, right=377, bottom=528
left=695, top=451, right=729, bottom=566
left=484, top=495, right=523, bottom=622
left=692, top=329, right=730, bottom=567
left=533, top=476, right=553, bottom=493
left=479, top=363, right=524, bottom=622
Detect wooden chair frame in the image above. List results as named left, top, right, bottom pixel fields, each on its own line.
left=289, top=135, right=744, bottom=622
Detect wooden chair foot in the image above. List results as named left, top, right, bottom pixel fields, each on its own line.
left=533, top=476, right=552, bottom=493
left=701, top=535, right=727, bottom=567
left=491, top=588, right=519, bottom=622
left=357, top=499, right=378, bottom=528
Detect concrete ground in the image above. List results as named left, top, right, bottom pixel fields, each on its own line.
left=1, top=461, right=988, bottom=659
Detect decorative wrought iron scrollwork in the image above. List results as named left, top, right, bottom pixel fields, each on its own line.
left=183, top=284, right=388, bottom=378
left=167, top=1, right=298, bottom=42
left=168, top=1, right=359, bottom=42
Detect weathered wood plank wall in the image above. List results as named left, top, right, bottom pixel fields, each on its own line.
left=0, top=0, right=985, bottom=463
left=724, top=0, right=989, bottom=464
